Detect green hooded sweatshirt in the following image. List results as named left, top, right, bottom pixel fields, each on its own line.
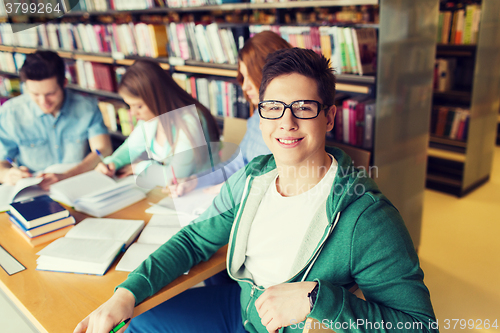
left=118, top=146, right=438, bottom=333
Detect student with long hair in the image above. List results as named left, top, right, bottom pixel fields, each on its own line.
left=95, top=60, right=220, bottom=188
left=170, top=31, right=291, bottom=196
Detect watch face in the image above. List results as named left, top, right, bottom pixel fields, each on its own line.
left=308, top=284, right=319, bottom=310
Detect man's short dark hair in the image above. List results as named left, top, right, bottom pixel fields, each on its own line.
left=19, top=50, right=66, bottom=88
left=259, top=48, right=336, bottom=107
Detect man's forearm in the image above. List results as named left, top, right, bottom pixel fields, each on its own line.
left=0, top=161, right=12, bottom=183
left=63, top=152, right=102, bottom=179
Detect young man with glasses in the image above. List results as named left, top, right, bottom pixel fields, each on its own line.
left=75, top=48, right=437, bottom=333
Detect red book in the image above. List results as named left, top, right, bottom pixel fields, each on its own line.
left=435, top=107, right=449, bottom=137
left=355, top=101, right=366, bottom=147
left=349, top=100, right=358, bottom=145
left=335, top=102, right=344, bottom=142
left=190, top=76, right=197, bottom=99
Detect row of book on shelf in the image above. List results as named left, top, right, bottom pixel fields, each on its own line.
left=437, top=3, right=481, bottom=45
left=74, top=0, right=241, bottom=11
left=96, top=73, right=250, bottom=136
left=250, top=25, right=377, bottom=75
left=0, top=76, right=21, bottom=100
left=0, top=21, right=377, bottom=75
left=0, top=22, right=169, bottom=58
left=326, top=94, right=375, bottom=150
left=430, top=106, right=469, bottom=141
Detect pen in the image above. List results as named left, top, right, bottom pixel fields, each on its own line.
left=6, top=157, right=18, bottom=168
left=109, top=318, right=130, bottom=333
left=171, top=165, right=178, bottom=185
left=95, top=149, right=110, bottom=171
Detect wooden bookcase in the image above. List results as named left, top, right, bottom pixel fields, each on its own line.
left=0, top=0, right=440, bottom=249
left=427, top=0, right=500, bottom=196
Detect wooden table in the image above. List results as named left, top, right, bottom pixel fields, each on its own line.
left=0, top=189, right=227, bottom=333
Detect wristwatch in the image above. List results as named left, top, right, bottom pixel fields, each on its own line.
left=308, top=283, right=319, bottom=311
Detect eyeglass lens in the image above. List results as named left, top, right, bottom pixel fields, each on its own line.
left=260, top=100, right=319, bottom=119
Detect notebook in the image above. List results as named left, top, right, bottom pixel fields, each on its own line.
left=36, top=218, right=145, bottom=275
left=9, top=195, right=69, bottom=229
left=115, top=214, right=182, bottom=272
left=49, top=171, right=147, bottom=217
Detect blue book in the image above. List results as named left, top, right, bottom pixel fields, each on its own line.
left=7, top=211, right=75, bottom=238
left=9, top=195, right=69, bottom=229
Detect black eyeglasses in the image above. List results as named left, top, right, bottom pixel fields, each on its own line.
left=258, top=100, right=329, bottom=120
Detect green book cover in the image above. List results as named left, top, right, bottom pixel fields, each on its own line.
left=437, top=12, right=444, bottom=44
left=462, top=5, right=475, bottom=45
left=343, top=27, right=358, bottom=74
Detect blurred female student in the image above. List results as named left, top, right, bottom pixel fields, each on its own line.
left=171, top=31, right=291, bottom=196
left=95, top=60, right=220, bottom=188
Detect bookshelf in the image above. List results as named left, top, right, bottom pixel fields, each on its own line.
left=427, top=0, right=500, bottom=197
left=0, top=0, right=442, bottom=249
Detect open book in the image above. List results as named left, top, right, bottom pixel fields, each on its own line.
left=0, top=177, right=46, bottom=212
left=145, top=188, right=217, bottom=226
left=50, top=171, right=147, bottom=217
left=0, top=163, right=81, bottom=212
left=36, top=218, right=145, bottom=275
left=116, top=214, right=182, bottom=272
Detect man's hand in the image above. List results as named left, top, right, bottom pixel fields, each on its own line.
left=73, top=288, right=135, bottom=333
left=165, top=175, right=198, bottom=197
left=116, top=164, right=134, bottom=179
left=255, top=282, right=317, bottom=333
left=203, top=183, right=224, bottom=195
left=38, top=173, right=66, bottom=190
left=2, top=166, right=32, bottom=185
left=95, top=162, right=116, bottom=178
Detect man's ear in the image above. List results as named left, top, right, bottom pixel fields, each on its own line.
left=326, top=105, right=336, bottom=132
left=63, top=78, right=68, bottom=88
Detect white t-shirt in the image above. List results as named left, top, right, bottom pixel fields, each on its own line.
left=244, top=155, right=338, bottom=288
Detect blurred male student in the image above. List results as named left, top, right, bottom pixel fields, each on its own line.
left=0, top=50, right=111, bottom=190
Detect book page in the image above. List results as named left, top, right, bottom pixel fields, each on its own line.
left=154, top=188, right=217, bottom=217
left=50, top=171, right=118, bottom=204
left=37, top=238, right=123, bottom=264
left=10, top=177, right=43, bottom=202
left=115, top=243, right=161, bottom=272
left=147, top=214, right=185, bottom=227
left=137, top=225, right=181, bottom=245
left=0, top=177, right=45, bottom=211
left=65, top=218, right=145, bottom=247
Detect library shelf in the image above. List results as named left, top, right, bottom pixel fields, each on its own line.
left=429, top=135, right=467, bottom=149
left=436, top=44, right=476, bottom=57
left=58, top=0, right=378, bottom=17
left=66, top=84, right=122, bottom=100
left=427, top=0, right=500, bottom=197
left=433, top=90, right=472, bottom=104
left=0, top=70, right=18, bottom=77
left=427, top=147, right=465, bottom=163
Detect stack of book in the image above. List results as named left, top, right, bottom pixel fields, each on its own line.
left=8, top=195, right=75, bottom=247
